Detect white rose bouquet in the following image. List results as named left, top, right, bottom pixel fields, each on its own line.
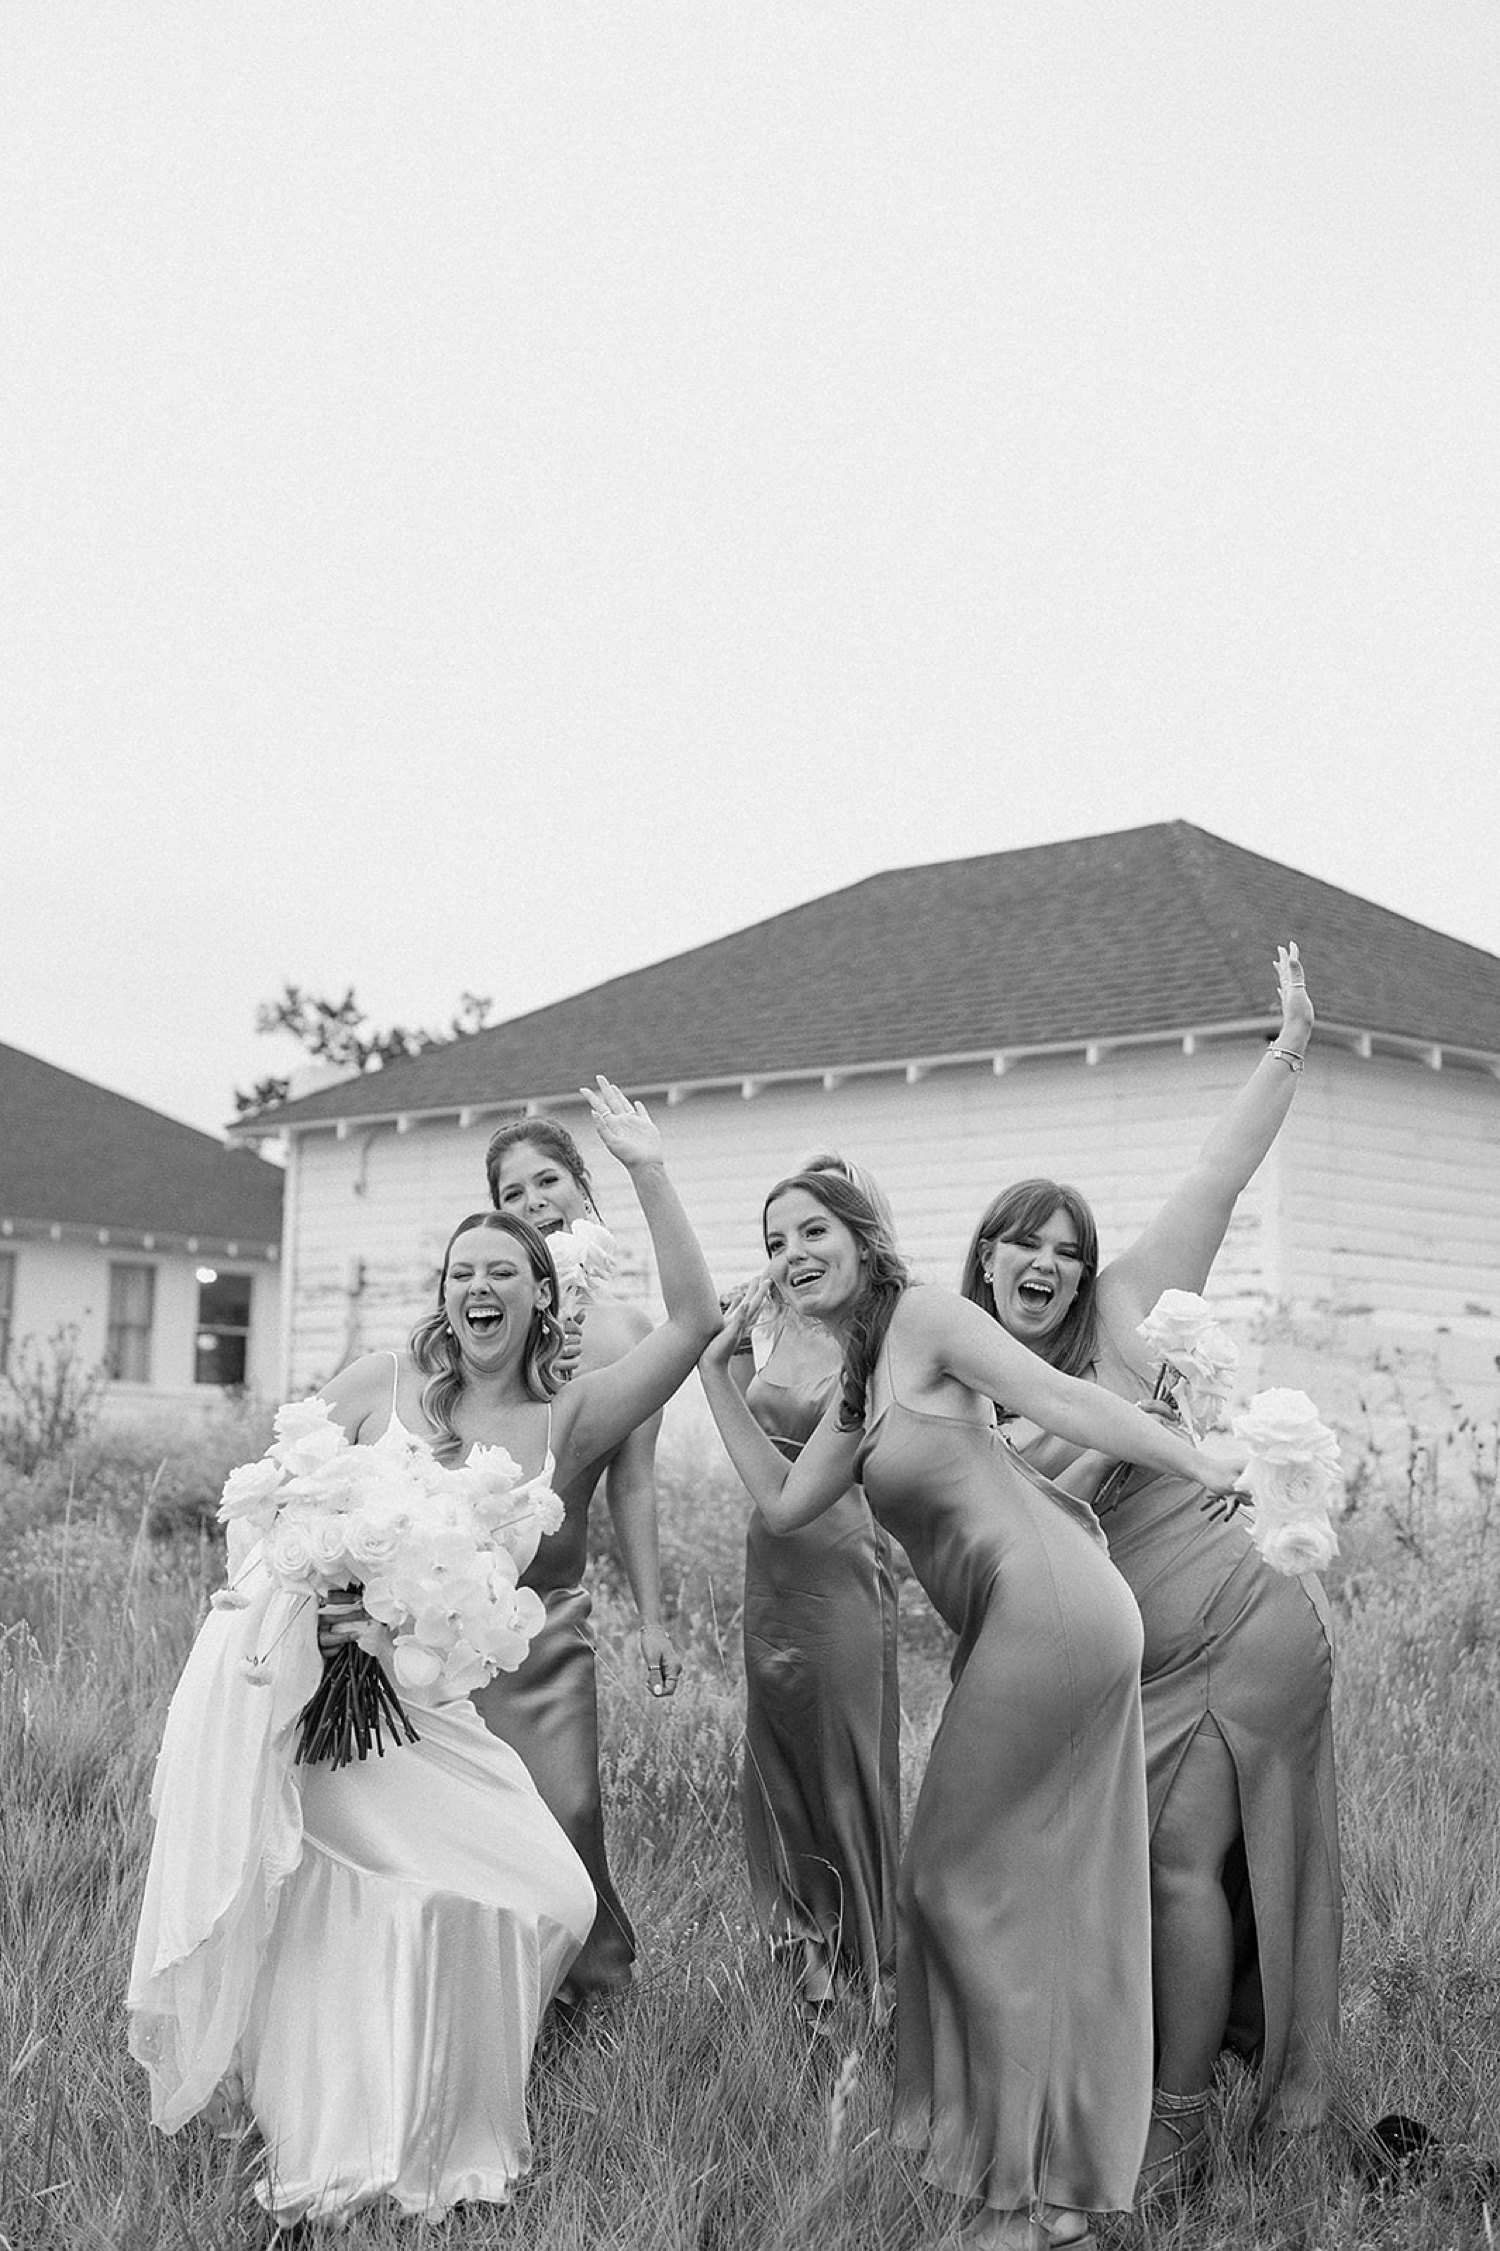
left=1135, top=1289, right=1241, bottom=1439
left=216, top=1396, right=564, bottom=1766
left=1230, top=1387, right=1343, bottom=1576
left=545, top=1216, right=618, bottom=1322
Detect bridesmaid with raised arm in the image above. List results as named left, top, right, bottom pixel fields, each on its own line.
left=961, top=944, right=1339, bottom=2193
left=701, top=1169, right=1248, bottom=2251
left=474, top=1114, right=681, bottom=2003
left=732, top=1151, right=900, bottom=2011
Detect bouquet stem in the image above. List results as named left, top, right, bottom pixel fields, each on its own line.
left=296, top=1598, right=420, bottom=1767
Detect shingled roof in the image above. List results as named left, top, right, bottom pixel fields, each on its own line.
left=1, top=1044, right=283, bottom=1255
left=241, top=822, right=1500, bottom=1135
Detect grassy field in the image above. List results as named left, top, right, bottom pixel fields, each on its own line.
left=1, top=1406, right=1497, bottom=2251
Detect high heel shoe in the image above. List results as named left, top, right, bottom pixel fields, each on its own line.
left=1135, top=2084, right=1211, bottom=2202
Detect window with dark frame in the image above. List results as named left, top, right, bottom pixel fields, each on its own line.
left=107, top=1262, right=156, bottom=1383
left=195, top=1268, right=253, bottom=1387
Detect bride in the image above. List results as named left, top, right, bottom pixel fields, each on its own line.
left=128, top=1079, right=719, bottom=2225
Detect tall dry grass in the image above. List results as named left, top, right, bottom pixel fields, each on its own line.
left=1, top=1419, right=1497, bottom=2250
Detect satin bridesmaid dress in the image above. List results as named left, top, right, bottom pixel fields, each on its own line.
left=1017, top=1421, right=1341, bottom=2129
left=741, top=1354, right=900, bottom=1999
left=856, top=1353, right=1152, bottom=2216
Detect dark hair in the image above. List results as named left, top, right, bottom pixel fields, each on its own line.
left=761, top=1171, right=909, bottom=1431
left=958, top=1177, right=1101, bottom=1384
left=796, top=1149, right=898, bottom=1240
left=484, top=1117, right=599, bottom=1217
left=409, top=1211, right=565, bottom=1460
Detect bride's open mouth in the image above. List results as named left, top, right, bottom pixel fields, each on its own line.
left=465, top=1305, right=506, bottom=1336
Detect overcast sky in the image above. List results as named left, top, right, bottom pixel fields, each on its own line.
left=4, top=3, right=1496, bottom=1138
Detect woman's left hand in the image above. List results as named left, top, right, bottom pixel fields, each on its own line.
left=639, top=1623, right=683, bottom=1699
left=1195, top=1444, right=1250, bottom=1521
left=1275, top=941, right=1314, bottom=1046
left=581, top=1075, right=664, bottom=1171
left=700, top=1272, right=775, bottom=1372
left=316, top=1589, right=369, bottom=1653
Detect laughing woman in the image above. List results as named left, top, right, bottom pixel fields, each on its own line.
left=129, top=1081, right=719, bottom=2227
left=733, top=1151, right=901, bottom=2010
left=701, top=1170, right=1247, bottom=2251
left=475, top=1113, right=680, bottom=2001
left=961, top=945, right=1339, bottom=2190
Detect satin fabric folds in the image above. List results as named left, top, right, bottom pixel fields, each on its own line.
left=741, top=1366, right=900, bottom=1994
left=128, top=1542, right=594, bottom=2223
left=856, top=1388, right=1152, bottom=2215
left=1097, top=1464, right=1341, bottom=2127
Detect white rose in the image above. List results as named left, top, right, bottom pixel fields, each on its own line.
left=1232, top=1388, right=1341, bottom=1468
left=1245, top=1456, right=1344, bottom=1524
left=270, top=1398, right=348, bottom=1479
left=1138, top=1290, right=1216, bottom=1356
left=265, top=1518, right=317, bottom=1583
left=304, top=1513, right=355, bottom=1575
left=1258, top=1518, right=1339, bottom=1576
left=343, top=1509, right=406, bottom=1569
left=217, top=1458, right=282, bottom=1523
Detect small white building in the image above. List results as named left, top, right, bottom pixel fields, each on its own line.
left=240, top=824, right=1500, bottom=1431
left=0, top=1043, right=284, bottom=1420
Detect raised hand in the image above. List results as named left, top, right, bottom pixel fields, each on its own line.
left=1275, top=941, right=1314, bottom=1044
left=700, top=1271, right=775, bottom=1371
left=580, top=1075, right=664, bottom=1172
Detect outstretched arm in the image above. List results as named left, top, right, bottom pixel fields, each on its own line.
left=1106, top=943, right=1313, bottom=1324
left=553, top=1079, right=720, bottom=1477
left=699, top=1294, right=863, bottom=1532
left=908, top=1289, right=1246, bottom=1498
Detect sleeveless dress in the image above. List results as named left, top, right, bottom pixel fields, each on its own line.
left=856, top=1356, right=1152, bottom=2214
left=1016, top=1425, right=1341, bottom=2129
left=128, top=1376, right=595, bottom=2224
left=470, top=1410, right=635, bottom=1998
left=741, top=1362, right=900, bottom=1995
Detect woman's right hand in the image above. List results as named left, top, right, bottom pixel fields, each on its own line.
left=581, top=1075, right=665, bottom=1173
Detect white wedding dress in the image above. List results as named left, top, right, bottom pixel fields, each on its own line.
left=128, top=1480, right=595, bottom=2222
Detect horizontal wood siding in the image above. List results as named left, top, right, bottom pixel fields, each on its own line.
left=1281, top=1049, right=1500, bottom=1321
left=281, top=1042, right=1279, bottom=1391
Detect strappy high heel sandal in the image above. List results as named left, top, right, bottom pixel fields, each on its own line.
left=1136, top=2085, right=1211, bottom=2202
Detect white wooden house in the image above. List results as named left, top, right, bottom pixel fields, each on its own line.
left=239, top=824, right=1500, bottom=1433
left=0, top=1043, right=284, bottom=1419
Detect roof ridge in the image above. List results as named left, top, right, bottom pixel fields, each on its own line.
left=1164, top=825, right=1266, bottom=1010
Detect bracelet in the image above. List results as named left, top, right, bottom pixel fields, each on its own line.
left=1269, top=1046, right=1305, bottom=1072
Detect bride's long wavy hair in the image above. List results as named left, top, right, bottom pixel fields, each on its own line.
left=409, top=1211, right=566, bottom=1461
left=760, top=1171, right=909, bottom=1432
left=958, top=1177, right=1101, bottom=1386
